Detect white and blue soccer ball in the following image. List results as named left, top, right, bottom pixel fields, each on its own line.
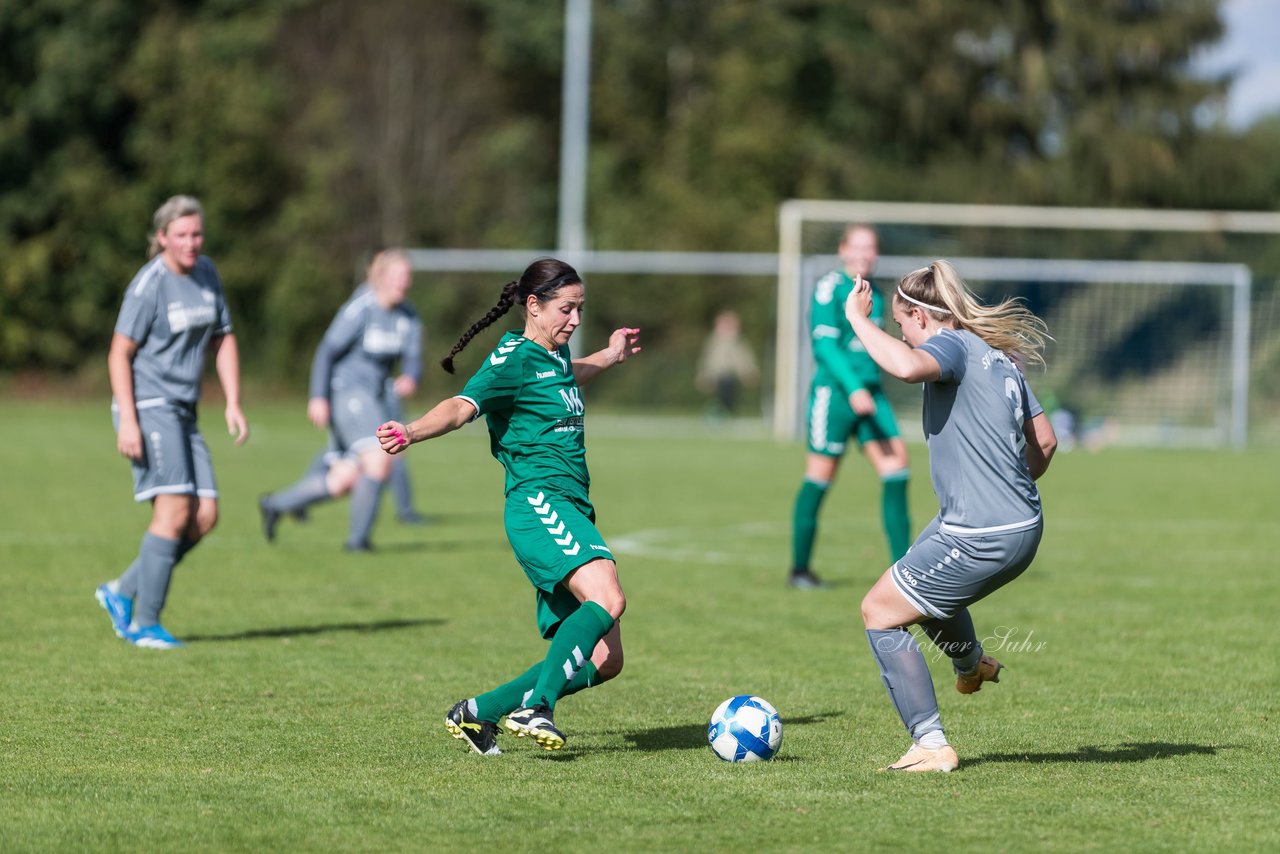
left=707, top=695, right=782, bottom=762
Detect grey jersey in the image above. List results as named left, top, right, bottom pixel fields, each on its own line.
left=308, top=288, right=422, bottom=399
left=916, top=329, right=1045, bottom=534
left=113, top=255, right=233, bottom=405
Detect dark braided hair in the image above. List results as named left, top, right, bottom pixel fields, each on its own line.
left=441, top=257, right=583, bottom=373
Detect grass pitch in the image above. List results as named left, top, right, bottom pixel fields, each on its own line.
left=1, top=399, right=1277, bottom=851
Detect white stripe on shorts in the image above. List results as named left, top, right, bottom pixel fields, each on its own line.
left=112, top=397, right=168, bottom=412
left=940, top=513, right=1040, bottom=537
left=134, top=483, right=196, bottom=502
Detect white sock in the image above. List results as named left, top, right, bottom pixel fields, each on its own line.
left=918, top=729, right=949, bottom=749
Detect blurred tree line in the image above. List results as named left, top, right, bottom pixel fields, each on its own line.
left=2, top=0, right=1278, bottom=406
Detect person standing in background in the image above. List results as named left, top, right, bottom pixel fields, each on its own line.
left=95, top=195, right=249, bottom=649
left=695, top=309, right=759, bottom=418
left=788, top=224, right=911, bottom=589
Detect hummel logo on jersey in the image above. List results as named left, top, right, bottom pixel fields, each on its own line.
left=490, top=339, right=520, bottom=366
left=526, top=492, right=580, bottom=555
left=535, top=370, right=555, bottom=379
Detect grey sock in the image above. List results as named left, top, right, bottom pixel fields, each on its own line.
left=118, top=538, right=194, bottom=600
left=303, top=450, right=331, bottom=479
left=117, top=556, right=142, bottom=599
left=866, top=628, right=944, bottom=741
left=347, top=474, right=383, bottom=548
left=264, top=472, right=330, bottom=514
left=132, top=533, right=181, bottom=627
left=390, top=458, right=414, bottom=517
left=919, top=609, right=983, bottom=675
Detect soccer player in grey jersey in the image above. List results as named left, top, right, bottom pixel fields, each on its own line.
left=95, top=196, right=249, bottom=650
left=845, top=260, right=1057, bottom=772
left=258, top=249, right=421, bottom=551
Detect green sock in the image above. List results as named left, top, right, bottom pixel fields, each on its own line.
left=881, top=470, right=911, bottom=562
left=560, top=660, right=599, bottom=699
left=473, top=663, right=539, bottom=723
left=791, top=479, right=829, bottom=570
left=531, top=601, right=614, bottom=711
left=472, top=661, right=601, bottom=723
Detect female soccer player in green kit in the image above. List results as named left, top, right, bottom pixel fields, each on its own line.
left=788, top=224, right=911, bottom=589
left=376, top=258, right=641, bottom=755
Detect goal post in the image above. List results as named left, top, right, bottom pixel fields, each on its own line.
left=776, top=201, right=1280, bottom=448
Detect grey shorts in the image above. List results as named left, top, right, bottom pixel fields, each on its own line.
left=891, top=515, right=1043, bottom=619
left=330, top=385, right=392, bottom=456
left=113, top=400, right=217, bottom=502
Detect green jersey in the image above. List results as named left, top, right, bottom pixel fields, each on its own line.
left=810, top=269, right=884, bottom=395
left=458, top=331, right=589, bottom=502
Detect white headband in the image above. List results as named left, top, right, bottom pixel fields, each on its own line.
left=897, top=287, right=951, bottom=315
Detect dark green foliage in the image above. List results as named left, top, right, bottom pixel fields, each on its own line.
left=1, top=0, right=1275, bottom=393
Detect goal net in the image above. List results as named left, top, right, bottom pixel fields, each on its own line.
left=777, top=202, right=1264, bottom=448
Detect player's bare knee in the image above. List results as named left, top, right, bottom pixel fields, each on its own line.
left=860, top=592, right=881, bottom=629
left=362, top=450, right=393, bottom=482
left=598, top=590, right=626, bottom=620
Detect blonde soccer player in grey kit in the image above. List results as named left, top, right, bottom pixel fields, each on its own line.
left=846, top=260, right=1058, bottom=772
left=257, top=249, right=421, bottom=551
left=96, top=195, right=249, bottom=649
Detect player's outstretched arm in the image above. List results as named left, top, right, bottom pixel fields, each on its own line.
left=572, top=327, right=642, bottom=386
left=377, top=397, right=477, bottom=455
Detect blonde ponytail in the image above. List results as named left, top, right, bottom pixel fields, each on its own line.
left=898, top=260, right=1050, bottom=367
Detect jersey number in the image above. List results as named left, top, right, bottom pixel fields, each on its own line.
left=1005, top=376, right=1026, bottom=455
left=559, top=388, right=584, bottom=416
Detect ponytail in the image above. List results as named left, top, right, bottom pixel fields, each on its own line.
left=441, top=279, right=518, bottom=374
left=898, top=260, right=1050, bottom=368
left=439, top=257, right=583, bottom=373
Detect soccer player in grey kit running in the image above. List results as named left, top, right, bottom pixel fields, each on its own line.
left=845, top=260, right=1058, bottom=772
left=258, top=249, right=422, bottom=551
left=95, top=195, right=249, bottom=649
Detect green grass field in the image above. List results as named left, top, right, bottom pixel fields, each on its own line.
left=1, top=399, right=1277, bottom=852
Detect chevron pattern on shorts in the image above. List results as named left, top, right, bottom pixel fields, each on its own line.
left=527, top=492, right=580, bottom=555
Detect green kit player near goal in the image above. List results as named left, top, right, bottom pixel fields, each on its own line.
left=377, top=257, right=641, bottom=755
left=788, top=224, right=912, bottom=589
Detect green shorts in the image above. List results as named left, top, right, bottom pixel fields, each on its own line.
left=805, top=383, right=900, bottom=456
left=504, top=489, right=614, bottom=639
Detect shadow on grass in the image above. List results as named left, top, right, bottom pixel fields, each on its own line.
left=184, top=617, right=444, bottom=643
left=966, top=741, right=1226, bottom=768
left=340, top=540, right=490, bottom=555
left=616, top=711, right=840, bottom=753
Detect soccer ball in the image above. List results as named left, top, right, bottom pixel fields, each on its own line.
left=707, top=695, right=782, bottom=762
